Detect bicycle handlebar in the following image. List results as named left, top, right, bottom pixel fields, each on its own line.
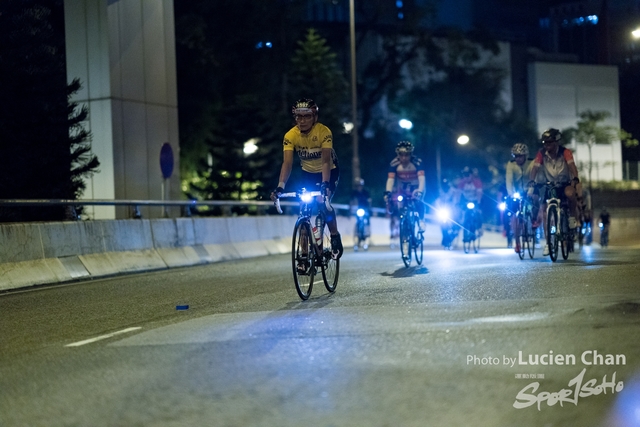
left=273, top=190, right=332, bottom=214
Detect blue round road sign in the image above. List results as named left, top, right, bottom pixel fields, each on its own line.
left=160, top=143, right=174, bottom=179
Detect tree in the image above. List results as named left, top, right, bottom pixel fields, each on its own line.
left=563, top=110, right=638, bottom=192
left=0, top=0, right=99, bottom=222
left=290, top=28, right=349, bottom=137
left=289, top=29, right=350, bottom=201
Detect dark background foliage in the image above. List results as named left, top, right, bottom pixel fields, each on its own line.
left=0, top=0, right=98, bottom=222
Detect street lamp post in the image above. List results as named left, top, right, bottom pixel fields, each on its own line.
left=349, top=0, right=360, bottom=181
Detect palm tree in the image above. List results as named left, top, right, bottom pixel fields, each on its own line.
left=563, top=110, right=638, bottom=193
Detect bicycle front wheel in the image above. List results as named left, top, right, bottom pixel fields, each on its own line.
left=412, top=218, right=423, bottom=265
left=292, top=218, right=314, bottom=300
left=473, top=234, right=480, bottom=253
left=561, top=213, right=570, bottom=260
left=516, top=216, right=525, bottom=260
left=547, top=205, right=559, bottom=262
left=400, top=215, right=412, bottom=267
left=321, top=227, right=339, bottom=293
left=526, top=214, right=536, bottom=259
left=463, top=231, right=472, bottom=254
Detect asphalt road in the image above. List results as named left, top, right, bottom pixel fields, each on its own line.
left=1, top=243, right=640, bottom=427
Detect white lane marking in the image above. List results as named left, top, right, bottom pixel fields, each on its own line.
left=469, top=312, right=550, bottom=323
left=65, top=327, right=142, bottom=347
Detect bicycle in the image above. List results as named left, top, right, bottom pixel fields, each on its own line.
left=512, top=192, right=536, bottom=260
left=275, top=189, right=339, bottom=300
left=390, top=194, right=424, bottom=267
left=436, top=204, right=459, bottom=250
left=543, top=182, right=575, bottom=262
left=461, top=201, right=482, bottom=254
left=499, top=196, right=513, bottom=248
left=353, top=207, right=370, bottom=251
left=599, top=222, right=609, bottom=247
left=578, top=219, right=592, bottom=248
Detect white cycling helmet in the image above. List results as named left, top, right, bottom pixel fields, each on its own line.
left=511, top=143, right=529, bottom=157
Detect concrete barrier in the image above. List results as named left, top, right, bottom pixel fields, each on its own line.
left=2, top=211, right=638, bottom=292
left=0, top=216, right=301, bottom=292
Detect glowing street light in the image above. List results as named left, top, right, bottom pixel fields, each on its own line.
left=457, top=134, right=470, bottom=145
left=399, top=119, right=413, bottom=130
left=243, top=138, right=259, bottom=155
left=343, top=122, right=354, bottom=133
left=632, top=28, right=640, bottom=39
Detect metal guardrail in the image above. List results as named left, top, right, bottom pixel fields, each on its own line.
left=0, top=199, right=388, bottom=220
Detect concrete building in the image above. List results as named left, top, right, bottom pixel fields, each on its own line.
left=64, top=0, right=180, bottom=219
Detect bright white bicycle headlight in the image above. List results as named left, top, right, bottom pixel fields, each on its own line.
left=356, top=208, right=365, bottom=217
left=437, top=207, right=451, bottom=222
left=466, top=202, right=475, bottom=210
left=513, top=192, right=521, bottom=199
left=498, top=202, right=506, bottom=211
left=397, top=195, right=404, bottom=202
left=300, top=193, right=313, bottom=203
left=599, top=222, right=604, bottom=227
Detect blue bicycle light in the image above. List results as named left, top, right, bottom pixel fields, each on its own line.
left=437, top=207, right=451, bottom=222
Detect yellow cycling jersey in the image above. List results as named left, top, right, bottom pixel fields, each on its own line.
left=283, top=123, right=338, bottom=173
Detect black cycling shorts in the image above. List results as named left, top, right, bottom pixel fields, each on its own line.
left=299, top=167, right=340, bottom=196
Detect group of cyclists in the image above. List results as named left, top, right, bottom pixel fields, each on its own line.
left=270, top=98, right=609, bottom=265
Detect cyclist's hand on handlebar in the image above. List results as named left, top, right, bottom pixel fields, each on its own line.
left=526, top=180, right=535, bottom=197
left=383, top=191, right=391, bottom=203
left=320, top=181, right=330, bottom=198
left=412, top=190, right=423, bottom=199
left=270, top=186, right=284, bottom=202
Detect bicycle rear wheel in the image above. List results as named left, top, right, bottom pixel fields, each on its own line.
left=547, top=206, right=559, bottom=262
left=292, top=218, right=314, bottom=300
left=321, top=226, right=339, bottom=293
left=400, top=215, right=412, bottom=267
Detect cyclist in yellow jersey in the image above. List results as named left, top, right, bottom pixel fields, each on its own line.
left=270, top=98, right=343, bottom=260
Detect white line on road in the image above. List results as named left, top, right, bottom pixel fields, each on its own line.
left=65, top=327, right=142, bottom=347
